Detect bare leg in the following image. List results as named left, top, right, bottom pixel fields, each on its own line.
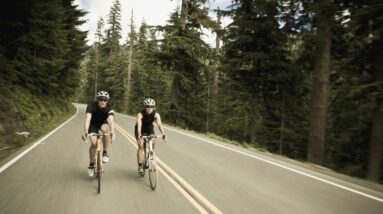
left=152, top=139, right=156, bottom=151
left=100, top=124, right=111, bottom=152
left=89, top=135, right=98, bottom=163
left=136, top=138, right=144, bottom=164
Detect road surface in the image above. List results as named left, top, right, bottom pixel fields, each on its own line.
left=1, top=104, right=382, bottom=214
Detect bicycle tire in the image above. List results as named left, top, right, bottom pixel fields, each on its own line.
left=97, top=172, right=101, bottom=193
left=148, top=152, right=158, bottom=190
left=140, top=146, right=149, bottom=177
left=140, top=164, right=145, bottom=177
left=96, top=151, right=102, bottom=193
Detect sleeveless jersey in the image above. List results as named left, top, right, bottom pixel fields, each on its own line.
left=140, top=109, right=156, bottom=133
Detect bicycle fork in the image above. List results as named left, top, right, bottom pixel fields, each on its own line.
left=95, top=141, right=103, bottom=175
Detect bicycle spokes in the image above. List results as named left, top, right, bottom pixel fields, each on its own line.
left=141, top=139, right=159, bottom=190
left=148, top=153, right=158, bottom=190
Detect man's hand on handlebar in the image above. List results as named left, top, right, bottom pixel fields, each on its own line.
left=82, top=132, right=88, bottom=142
left=110, top=132, right=115, bottom=142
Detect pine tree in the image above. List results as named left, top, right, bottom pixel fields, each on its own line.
left=218, top=0, right=306, bottom=154
left=125, top=11, right=136, bottom=112
left=129, top=20, right=170, bottom=115
left=59, top=0, right=88, bottom=98
left=349, top=0, right=383, bottom=182
left=106, top=0, right=122, bottom=53
left=83, top=47, right=99, bottom=102
left=100, top=0, right=123, bottom=108
left=95, top=18, right=105, bottom=47
left=0, top=0, right=86, bottom=98
left=159, top=3, right=211, bottom=130
left=307, top=0, right=334, bottom=164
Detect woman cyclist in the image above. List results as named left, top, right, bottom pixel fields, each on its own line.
left=134, top=98, right=166, bottom=173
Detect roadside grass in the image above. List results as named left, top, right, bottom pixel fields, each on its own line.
left=0, top=81, right=78, bottom=162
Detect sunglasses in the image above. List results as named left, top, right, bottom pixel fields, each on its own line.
left=145, top=106, right=154, bottom=108
left=99, top=99, right=109, bottom=102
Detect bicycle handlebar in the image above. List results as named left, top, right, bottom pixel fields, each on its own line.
left=141, top=135, right=163, bottom=140
left=141, top=135, right=167, bottom=143
left=82, top=133, right=112, bottom=143
left=88, top=133, right=110, bottom=137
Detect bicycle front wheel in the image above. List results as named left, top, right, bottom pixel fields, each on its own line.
left=96, top=151, right=102, bottom=193
left=97, top=172, right=101, bottom=193
left=141, top=149, right=149, bottom=177
left=148, top=153, right=158, bottom=190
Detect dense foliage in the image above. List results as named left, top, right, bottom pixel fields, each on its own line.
left=2, top=0, right=381, bottom=182
left=0, top=0, right=87, bottom=156
left=1, top=0, right=87, bottom=97
left=79, top=0, right=382, bottom=182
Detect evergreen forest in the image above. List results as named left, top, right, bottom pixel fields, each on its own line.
left=1, top=0, right=382, bottom=183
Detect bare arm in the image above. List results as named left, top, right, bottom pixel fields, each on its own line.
left=136, top=112, right=143, bottom=138
left=82, top=113, right=92, bottom=140
left=107, top=114, right=115, bottom=141
left=155, top=113, right=166, bottom=139
left=84, top=113, right=92, bottom=134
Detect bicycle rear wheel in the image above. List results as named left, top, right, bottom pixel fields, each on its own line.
left=148, top=152, right=158, bottom=190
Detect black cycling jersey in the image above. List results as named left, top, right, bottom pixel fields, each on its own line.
left=86, top=101, right=114, bottom=127
left=135, top=109, right=156, bottom=137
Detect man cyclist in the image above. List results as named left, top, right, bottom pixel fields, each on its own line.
left=82, top=91, right=115, bottom=176
left=135, top=98, right=166, bottom=173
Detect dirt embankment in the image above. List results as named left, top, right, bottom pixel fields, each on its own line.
left=0, top=81, right=75, bottom=160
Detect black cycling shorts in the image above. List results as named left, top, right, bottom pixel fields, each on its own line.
left=88, top=122, right=108, bottom=134
left=134, top=125, right=154, bottom=139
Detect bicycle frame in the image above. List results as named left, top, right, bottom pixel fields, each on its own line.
left=87, top=132, right=110, bottom=193
left=95, top=136, right=103, bottom=174
left=142, top=135, right=162, bottom=166
left=141, top=135, right=163, bottom=190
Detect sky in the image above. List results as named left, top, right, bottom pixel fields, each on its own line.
left=73, top=0, right=232, bottom=47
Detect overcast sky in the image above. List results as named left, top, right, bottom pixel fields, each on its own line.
left=73, top=0, right=232, bottom=47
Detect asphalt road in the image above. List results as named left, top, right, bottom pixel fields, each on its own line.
left=0, top=104, right=382, bottom=214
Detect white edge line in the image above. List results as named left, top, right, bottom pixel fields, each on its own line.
left=116, top=113, right=383, bottom=203
left=0, top=106, right=79, bottom=174
left=167, top=127, right=383, bottom=203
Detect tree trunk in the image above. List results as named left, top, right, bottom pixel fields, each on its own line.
left=94, top=66, right=97, bottom=100
left=367, top=37, right=383, bottom=182
left=180, top=0, right=187, bottom=30
left=213, top=9, right=221, bottom=96
left=94, top=47, right=100, bottom=100
left=209, top=9, right=222, bottom=130
left=170, top=72, right=180, bottom=124
left=125, top=11, right=134, bottom=112
left=206, top=80, right=210, bottom=131
left=307, top=0, right=333, bottom=164
left=279, top=92, right=285, bottom=155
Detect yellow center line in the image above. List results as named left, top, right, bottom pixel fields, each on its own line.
left=116, top=124, right=223, bottom=214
